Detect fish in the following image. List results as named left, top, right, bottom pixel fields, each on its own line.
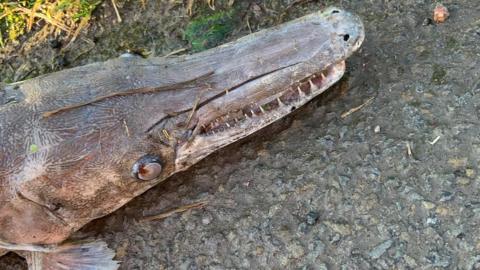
left=0, top=7, right=364, bottom=269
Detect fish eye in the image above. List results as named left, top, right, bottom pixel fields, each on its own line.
left=343, top=34, right=350, bottom=41
left=131, top=154, right=163, bottom=181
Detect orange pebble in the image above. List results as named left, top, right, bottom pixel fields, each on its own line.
left=433, top=4, right=449, bottom=23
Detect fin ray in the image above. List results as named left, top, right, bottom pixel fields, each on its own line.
left=26, top=240, right=119, bottom=270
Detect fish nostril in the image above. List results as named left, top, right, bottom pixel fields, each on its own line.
left=132, top=154, right=163, bottom=181
left=331, top=10, right=340, bottom=14
left=343, top=34, right=350, bottom=41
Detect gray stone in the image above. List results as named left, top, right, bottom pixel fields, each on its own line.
left=368, top=240, right=394, bottom=259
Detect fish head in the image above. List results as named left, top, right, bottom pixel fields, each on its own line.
left=87, top=6, right=365, bottom=219
left=170, top=7, right=365, bottom=169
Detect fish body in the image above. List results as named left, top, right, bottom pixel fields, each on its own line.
left=0, top=7, right=364, bottom=269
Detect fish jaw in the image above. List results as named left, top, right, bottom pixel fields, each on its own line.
left=176, top=61, right=346, bottom=169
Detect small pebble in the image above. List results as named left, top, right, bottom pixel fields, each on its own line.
left=368, top=239, right=393, bottom=259
left=457, top=177, right=470, bottom=185
left=287, top=242, right=305, bottom=259
left=422, top=17, right=434, bottom=26
left=439, top=191, right=454, bottom=202
left=422, top=201, right=436, bottom=210
left=426, top=217, right=438, bottom=226
left=201, top=214, right=212, bottom=225
left=306, top=211, right=320, bottom=225
left=433, top=4, right=449, bottom=24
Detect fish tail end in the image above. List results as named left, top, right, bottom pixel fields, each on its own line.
left=26, top=240, right=119, bottom=270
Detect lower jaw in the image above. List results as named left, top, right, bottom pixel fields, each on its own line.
left=176, top=61, right=346, bottom=169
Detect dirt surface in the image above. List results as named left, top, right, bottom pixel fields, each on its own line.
left=2, top=0, right=480, bottom=269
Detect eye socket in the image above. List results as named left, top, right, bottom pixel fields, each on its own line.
left=132, top=154, right=163, bottom=181
left=343, top=34, right=350, bottom=41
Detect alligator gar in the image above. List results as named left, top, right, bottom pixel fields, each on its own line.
left=0, top=7, right=364, bottom=269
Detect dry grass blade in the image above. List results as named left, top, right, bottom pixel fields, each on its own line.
left=27, top=0, right=42, bottom=31
left=141, top=201, right=208, bottom=222
left=111, top=0, right=122, bottom=23
left=64, top=15, right=90, bottom=49
left=341, top=96, right=375, bottom=118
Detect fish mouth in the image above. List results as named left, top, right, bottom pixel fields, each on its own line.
left=176, top=60, right=346, bottom=169
left=201, top=62, right=345, bottom=135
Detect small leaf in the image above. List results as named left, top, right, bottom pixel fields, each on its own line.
left=29, top=144, right=39, bottom=153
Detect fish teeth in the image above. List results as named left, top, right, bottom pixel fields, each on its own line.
left=250, top=109, right=256, bottom=116
left=277, top=97, right=284, bottom=106
left=259, top=105, right=266, bottom=113
left=320, top=72, right=326, bottom=79
left=309, top=79, right=318, bottom=91
left=226, top=123, right=231, bottom=128
left=244, top=113, right=250, bottom=119
left=297, top=86, right=306, bottom=97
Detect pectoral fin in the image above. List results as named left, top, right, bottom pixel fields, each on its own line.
left=25, top=240, right=119, bottom=270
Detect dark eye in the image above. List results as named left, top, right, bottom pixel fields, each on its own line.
left=131, top=154, right=162, bottom=180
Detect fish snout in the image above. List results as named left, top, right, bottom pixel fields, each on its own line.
left=324, top=7, right=365, bottom=55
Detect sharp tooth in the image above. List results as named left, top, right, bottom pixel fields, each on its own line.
left=320, top=72, right=326, bottom=79
left=277, top=97, right=284, bottom=105
left=226, top=123, right=231, bottom=128
left=297, top=86, right=305, bottom=97
left=309, top=79, right=318, bottom=91
left=250, top=110, right=256, bottom=116
left=244, top=113, right=250, bottom=118
left=235, top=118, right=239, bottom=122
left=259, top=105, right=266, bottom=113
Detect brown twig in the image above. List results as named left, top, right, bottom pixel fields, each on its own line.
left=341, top=97, right=375, bottom=118
left=163, top=48, right=187, bottom=57
left=141, top=200, right=208, bottom=222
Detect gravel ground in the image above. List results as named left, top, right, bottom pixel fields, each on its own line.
left=1, top=0, right=480, bottom=269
